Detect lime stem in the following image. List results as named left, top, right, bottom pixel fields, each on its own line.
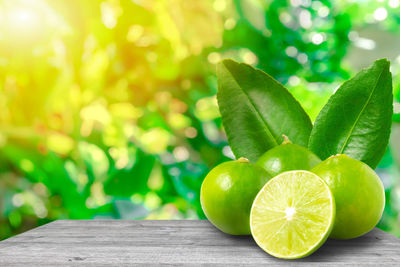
left=282, top=135, right=292, bottom=145
left=237, top=157, right=250, bottom=163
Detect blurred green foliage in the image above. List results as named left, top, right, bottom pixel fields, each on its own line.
left=0, top=0, right=400, bottom=240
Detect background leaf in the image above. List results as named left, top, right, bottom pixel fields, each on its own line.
left=309, top=59, right=393, bottom=169
left=104, top=149, right=155, bottom=197
left=217, top=59, right=312, bottom=162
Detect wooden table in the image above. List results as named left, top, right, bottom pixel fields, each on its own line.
left=0, top=220, right=399, bottom=266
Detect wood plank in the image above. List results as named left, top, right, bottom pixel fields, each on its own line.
left=0, top=220, right=399, bottom=266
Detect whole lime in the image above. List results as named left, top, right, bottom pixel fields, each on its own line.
left=200, top=157, right=271, bottom=235
left=311, top=154, right=385, bottom=239
left=256, top=139, right=321, bottom=177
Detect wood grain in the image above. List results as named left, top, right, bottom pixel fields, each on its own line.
left=0, top=220, right=399, bottom=266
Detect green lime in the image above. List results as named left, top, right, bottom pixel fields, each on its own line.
left=256, top=137, right=321, bottom=177
left=250, top=170, right=335, bottom=259
left=311, top=154, right=385, bottom=239
left=200, top=157, right=271, bottom=235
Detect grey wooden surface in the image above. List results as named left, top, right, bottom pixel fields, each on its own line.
left=0, top=220, right=399, bottom=266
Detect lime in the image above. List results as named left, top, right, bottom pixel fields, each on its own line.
left=256, top=137, right=321, bottom=177
left=312, top=154, right=385, bottom=239
left=250, top=171, right=335, bottom=259
left=200, top=158, right=271, bottom=235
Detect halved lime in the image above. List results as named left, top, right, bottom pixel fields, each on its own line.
left=250, top=171, right=335, bottom=259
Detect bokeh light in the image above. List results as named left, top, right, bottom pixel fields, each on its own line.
left=0, top=0, right=400, bottom=240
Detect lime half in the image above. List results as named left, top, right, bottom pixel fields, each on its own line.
left=250, top=171, right=335, bottom=259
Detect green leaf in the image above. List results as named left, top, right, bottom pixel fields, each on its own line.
left=309, top=59, right=393, bottom=169
left=217, top=59, right=312, bottom=162
left=393, top=113, right=400, bottom=123
left=104, top=149, right=155, bottom=197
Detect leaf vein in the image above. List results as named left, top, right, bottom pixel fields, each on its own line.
left=224, top=64, right=279, bottom=146
left=339, top=68, right=385, bottom=154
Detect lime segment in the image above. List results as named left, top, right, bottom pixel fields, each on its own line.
left=250, top=171, right=335, bottom=259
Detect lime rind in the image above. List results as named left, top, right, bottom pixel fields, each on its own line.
left=250, top=170, right=335, bottom=259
